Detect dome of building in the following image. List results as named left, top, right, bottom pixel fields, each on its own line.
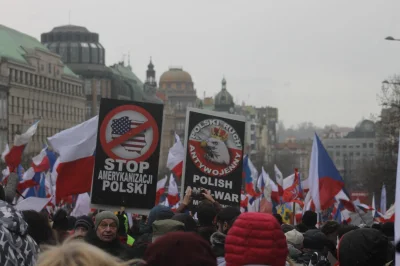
left=41, top=24, right=106, bottom=67
left=215, top=77, right=234, bottom=108
left=159, top=67, right=193, bottom=84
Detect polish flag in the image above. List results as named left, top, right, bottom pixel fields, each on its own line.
left=155, top=175, right=167, bottom=205
left=17, top=148, right=51, bottom=192
left=47, top=116, right=98, bottom=203
left=5, top=121, right=39, bottom=172
left=167, top=174, right=180, bottom=206
left=166, top=134, right=184, bottom=178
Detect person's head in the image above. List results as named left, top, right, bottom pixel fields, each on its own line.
left=52, top=209, right=69, bottom=232
left=129, top=219, right=141, bottom=236
left=22, top=210, right=55, bottom=245
left=273, top=213, right=283, bottom=225
left=144, top=232, right=217, bottom=266
left=74, top=215, right=94, bottom=238
left=321, top=220, right=340, bottom=246
left=339, top=228, right=393, bottom=266
left=215, top=206, right=240, bottom=234
left=171, top=213, right=197, bottom=232
left=152, top=219, right=185, bottom=242
left=303, top=229, right=332, bottom=254
left=302, top=210, right=317, bottom=229
left=295, top=223, right=309, bottom=233
left=147, top=205, right=174, bottom=227
left=337, top=225, right=358, bottom=239
left=95, top=211, right=119, bottom=242
left=36, top=239, right=143, bottom=266
left=225, top=212, right=288, bottom=266
left=381, top=222, right=395, bottom=239
left=197, top=201, right=217, bottom=227
left=285, top=229, right=304, bottom=250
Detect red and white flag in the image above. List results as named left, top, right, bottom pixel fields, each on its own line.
left=155, top=175, right=167, bottom=205
left=167, top=174, right=180, bottom=206
left=48, top=116, right=98, bottom=203
left=1, top=144, right=9, bottom=162
left=166, top=134, right=184, bottom=178
left=5, top=121, right=39, bottom=172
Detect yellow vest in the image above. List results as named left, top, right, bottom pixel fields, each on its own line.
left=127, top=235, right=135, bottom=246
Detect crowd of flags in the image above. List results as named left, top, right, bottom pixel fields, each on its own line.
left=0, top=117, right=397, bottom=226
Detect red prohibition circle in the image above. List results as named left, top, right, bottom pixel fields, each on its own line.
left=100, top=105, right=159, bottom=162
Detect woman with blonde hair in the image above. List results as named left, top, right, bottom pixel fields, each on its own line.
left=37, top=239, right=143, bottom=266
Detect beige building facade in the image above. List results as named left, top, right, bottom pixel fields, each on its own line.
left=0, top=25, right=85, bottom=155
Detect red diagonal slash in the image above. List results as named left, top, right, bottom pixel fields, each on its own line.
left=104, top=121, right=151, bottom=151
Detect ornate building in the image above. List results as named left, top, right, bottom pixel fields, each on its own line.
left=214, top=77, right=235, bottom=114
left=41, top=25, right=154, bottom=119
left=0, top=25, right=85, bottom=154
left=159, top=67, right=197, bottom=137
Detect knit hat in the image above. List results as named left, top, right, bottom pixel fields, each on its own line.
left=147, top=205, right=174, bottom=227
left=225, top=212, right=288, bottom=266
left=144, top=232, right=217, bottom=266
left=339, top=228, right=393, bottom=266
left=75, top=215, right=94, bottom=231
left=94, top=211, right=119, bottom=230
left=302, top=210, right=317, bottom=228
left=152, top=219, right=185, bottom=242
left=285, top=229, right=304, bottom=248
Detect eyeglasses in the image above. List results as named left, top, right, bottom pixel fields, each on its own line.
left=98, top=222, right=117, bottom=230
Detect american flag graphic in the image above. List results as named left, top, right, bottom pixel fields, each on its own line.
left=111, top=116, right=147, bottom=153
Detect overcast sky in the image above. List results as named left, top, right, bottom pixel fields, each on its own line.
left=3, top=0, right=400, bottom=128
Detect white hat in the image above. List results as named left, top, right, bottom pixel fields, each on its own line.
left=285, top=229, right=304, bottom=246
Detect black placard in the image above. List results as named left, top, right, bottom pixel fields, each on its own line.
left=91, top=98, right=163, bottom=212
left=182, top=108, right=246, bottom=209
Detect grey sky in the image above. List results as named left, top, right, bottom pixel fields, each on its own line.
left=3, top=0, right=400, bottom=127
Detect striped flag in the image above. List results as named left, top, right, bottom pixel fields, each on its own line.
left=111, top=116, right=146, bottom=153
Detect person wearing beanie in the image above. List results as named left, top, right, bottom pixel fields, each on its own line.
left=152, top=219, right=185, bottom=242
left=285, top=229, right=304, bottom=260
left=85, top=210, right=134, bottom=261
left=338, top=228, right=394, bottom=266
left=225, top=212, right=289, bottom=266
left=210, top=206, right=241, bottom=266
left=144, top=231, right=217, bottom=266
left=74, top=215, right=94, bottom=239
left=321, top=220, right=340, bottom=260
left=281, top=223, right=295, bottom=233
left=300, top=210, right=317, bottom=231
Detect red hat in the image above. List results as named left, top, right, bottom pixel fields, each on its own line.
left=225, top=212, right=288, bottom=266
left=144, top=232, right=216, bottom=266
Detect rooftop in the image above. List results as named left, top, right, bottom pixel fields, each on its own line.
left=0, top=24, right=77, bottom=78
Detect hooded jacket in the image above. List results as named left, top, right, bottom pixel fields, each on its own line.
left=0, top=200, right=39, bottom=266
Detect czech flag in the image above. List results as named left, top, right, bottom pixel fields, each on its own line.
left=309, top=134, right=345, bottom=211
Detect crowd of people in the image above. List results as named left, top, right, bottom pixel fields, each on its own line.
left=0, top=185, right=396, bottom=266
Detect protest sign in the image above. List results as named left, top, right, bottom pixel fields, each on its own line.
left=181, top=108, right=246, bottom=209
left=91, top=98, right=163, bottom=213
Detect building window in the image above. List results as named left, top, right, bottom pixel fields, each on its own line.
left=98, top=44, right=104, bottom=64
left=70, top=43, right=79, bottom=63
left=369, top=143, right=374, bottom=148
left=342, top=145, right=347, bottom=148
left=90, top=43, right=98, bottom=63
left=348, top=145, right=353, bottom=148
left=58, top=43, right=68, bottom=62
left=363, top=143, right=367, bottom=148
left=96, top=80, right=101, bottom=95
left=81, top=43, right=90, bottom=63
left=48, top=63, right=52, bottom=74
